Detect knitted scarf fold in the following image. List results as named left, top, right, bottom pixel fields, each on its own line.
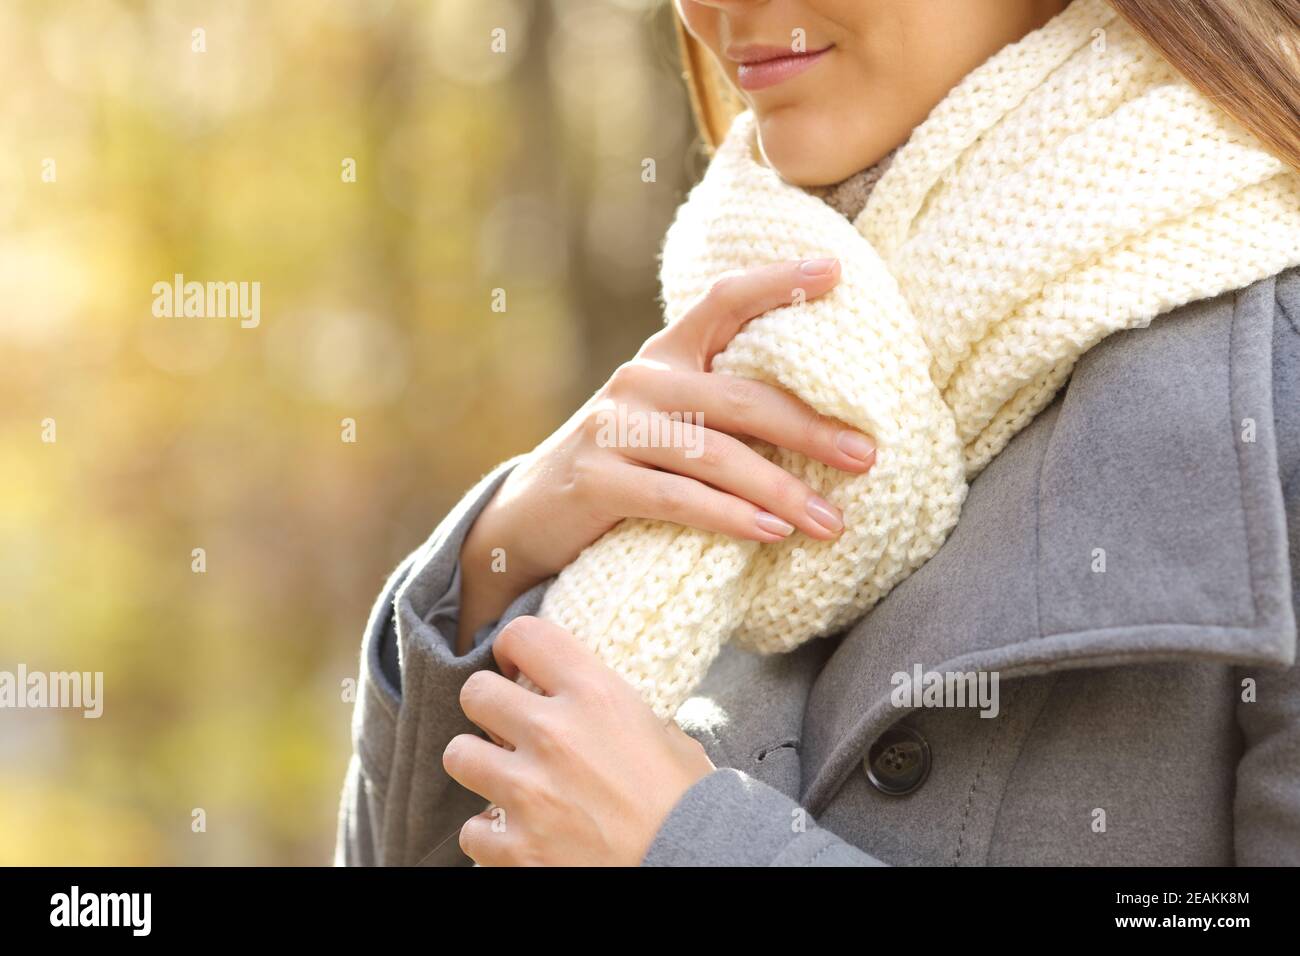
left=535, top=0, right=1300, bottom=720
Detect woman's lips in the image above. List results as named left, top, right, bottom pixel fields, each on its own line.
left=732, top=45, right=832, bottom=92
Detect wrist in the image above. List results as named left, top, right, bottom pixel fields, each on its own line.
left=461, top=496, right=549, bottom=596
left=454, top=500, right=548, bottom=654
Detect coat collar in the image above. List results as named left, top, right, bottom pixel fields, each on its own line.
left=799, top=273, right=1297, bottom=815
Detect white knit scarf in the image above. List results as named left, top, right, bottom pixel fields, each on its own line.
left=535, top=0, right=1300, bottom=719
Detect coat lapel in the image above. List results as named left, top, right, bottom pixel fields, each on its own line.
left=799, top=274, right=1297, bottom=816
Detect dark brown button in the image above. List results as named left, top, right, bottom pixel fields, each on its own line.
left=864, top=724, right=931, bottom=796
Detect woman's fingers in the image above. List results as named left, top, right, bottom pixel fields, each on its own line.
left=609, top=364, right=875, bottom=475
left=491, top=615, right=601, bottom=695
left=442, top=733, right=513, bottom=806
left=459, top=669, right=547, bottom=748
left=598, top=460, right=800, bottom=543
left=603, top=257, right=861, bottom=540
left=624, top=424, right=844, bottom=540
left=458, top=808, right=510, bottom=866
left=651, top=258, right=841, bottom=369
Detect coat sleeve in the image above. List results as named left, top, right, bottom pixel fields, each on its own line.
left=1233, top=271, right=1300, bottom=866
left=334, top=456, right=549, bottom=866
left=643, top=768, right=886, bottom=866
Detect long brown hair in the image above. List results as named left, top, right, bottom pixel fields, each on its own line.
left=674, top=0, right=1300, bottom=171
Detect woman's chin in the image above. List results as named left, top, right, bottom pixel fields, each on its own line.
left=754, top=110, right=892, bottom=188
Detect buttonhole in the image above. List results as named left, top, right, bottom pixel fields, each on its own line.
left=755, top=739, right=799, bottom=763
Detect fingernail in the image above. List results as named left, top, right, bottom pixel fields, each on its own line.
left=799, top=257, right=837, bottom=276
left=806, top=496, right=843, bottom=533
left=835, top=430, right=875, bottom=462
left=755, top=511, right=795, bottom=538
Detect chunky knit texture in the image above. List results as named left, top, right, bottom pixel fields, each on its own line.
left=535, top=0, right=1300, bottom=720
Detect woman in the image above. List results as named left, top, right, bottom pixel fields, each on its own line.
left=337, top=0, right=1300, bottom=865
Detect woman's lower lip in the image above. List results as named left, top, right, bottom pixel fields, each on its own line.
left=735, top=47, right=831, bottom=92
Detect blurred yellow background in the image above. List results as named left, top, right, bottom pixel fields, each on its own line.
left=0, top=0, right=698, bottom=864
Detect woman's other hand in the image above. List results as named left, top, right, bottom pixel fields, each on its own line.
left=445, top=616, right=716, bottom=866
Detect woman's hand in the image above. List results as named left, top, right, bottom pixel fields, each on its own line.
left=456, top=257, right=876, bottom=651
left=443, top=615, right=717, bottom=866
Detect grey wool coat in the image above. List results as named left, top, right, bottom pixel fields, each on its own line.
left=335, top=267, right=1300, bottom=866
